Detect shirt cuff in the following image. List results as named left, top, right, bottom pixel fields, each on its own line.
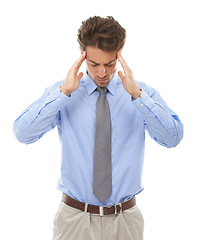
left=132, top=89, right=155, bottom=113
left=44, top=87, right=71, bottom=112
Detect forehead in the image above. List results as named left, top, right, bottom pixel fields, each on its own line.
left=86, top=46, right=117, bottom=63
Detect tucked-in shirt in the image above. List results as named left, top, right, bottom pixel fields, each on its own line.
left=13, top=73, right=183, bottom=206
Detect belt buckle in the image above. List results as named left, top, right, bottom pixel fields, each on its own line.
left=99, top=204, right=120, bottom=216
left=119, top=202, right=122, bottom=213
left=115, top=204, right=118, bottom=214
left=99, top=206, right=104, bottom=216
left=84, top=203, right=88, bottom=213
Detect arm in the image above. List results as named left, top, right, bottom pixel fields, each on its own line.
left=13, top=52, right=86, bottom=144
left=13, top=83, right=69, bottom=144
left=117, top=53, right=183, bottom=148
left=132, top=83, right=183, bottom=148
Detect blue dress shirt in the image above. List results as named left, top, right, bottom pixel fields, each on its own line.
left=13, top=73, right=183, bottom=206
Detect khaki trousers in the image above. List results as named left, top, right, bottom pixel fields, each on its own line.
left=53, top=200, right=144, bottom=240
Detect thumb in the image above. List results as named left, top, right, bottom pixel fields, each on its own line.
left=77, top=72, right=84, bottom=81
left=118, top=71, right=125, bottom=82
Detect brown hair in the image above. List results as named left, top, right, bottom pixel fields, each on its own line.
left=77, top=16, right=126, bottom=52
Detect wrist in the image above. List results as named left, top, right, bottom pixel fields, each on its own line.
left=131, top=88, right=141, bottom=99
left=60, top=86, right=72, bottom=96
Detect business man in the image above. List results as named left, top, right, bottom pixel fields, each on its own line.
left=14, top=16, right=183, bottom=240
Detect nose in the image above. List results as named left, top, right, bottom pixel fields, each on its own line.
left=97, top=65, right=106, bottom=78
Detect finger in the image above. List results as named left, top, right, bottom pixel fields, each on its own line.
left=118, top=71, right=125, bottom=81
left=73, top=52, right=86, bottom=72
left=75, top=51, right=86, bottom=68
left=117, top=53, right=130, bottom=75
left=77, top=72, right=84, bottom=81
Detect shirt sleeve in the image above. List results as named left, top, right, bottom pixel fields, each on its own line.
left=132, top=82, right=184, bottom=148
left=13, top=81, right=71, bottom=144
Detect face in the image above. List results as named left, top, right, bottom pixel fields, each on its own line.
left=84, top=46, right=118, bottom=87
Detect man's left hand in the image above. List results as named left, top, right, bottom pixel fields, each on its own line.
left=118, top=53, right=141, bottom=99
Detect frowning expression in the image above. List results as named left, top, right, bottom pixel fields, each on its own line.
left=85, top=46, right=118, bottom=87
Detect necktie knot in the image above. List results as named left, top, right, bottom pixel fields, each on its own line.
left=97, top=87, right=108, bottom=95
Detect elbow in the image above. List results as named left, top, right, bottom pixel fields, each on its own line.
left=13, top=122, right=26, bottom=144
left=162, top=130, right=183, bottom=148
left=155, top=129, right=183, bottom=148
left=167, top=134, right=183, bottom=148
left=169, top=123, right=184, bottom=148
left=14, top=129, right=32, bottom=144
left=169, top=119, right=184, bottom=148
left=162, top=121, right=184, bottom=148
left=13, top=125, right=38, bottom=144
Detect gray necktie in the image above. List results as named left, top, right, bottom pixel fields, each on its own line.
left=93, top=87, right=112, bottom=203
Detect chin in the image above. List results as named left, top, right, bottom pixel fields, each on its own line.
left=96, top=80, right=110, bottom=87
left=98, top=83, right=108, bottom=87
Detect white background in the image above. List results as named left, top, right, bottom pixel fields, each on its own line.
left=1, top=0, right=196, bottom=239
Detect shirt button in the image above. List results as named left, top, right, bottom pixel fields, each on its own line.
left=144, top=100, right=147, bottom=103
left=56, top=98, right=60, bottom=101
left=53, top=95, right=56, bottom=98
left=141, top=103, right=144, bottom=107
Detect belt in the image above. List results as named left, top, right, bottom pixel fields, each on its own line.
left=62, top=194, right=136, bottom=216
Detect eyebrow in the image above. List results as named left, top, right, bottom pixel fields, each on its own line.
left=88, top=59, right=116, bottom=65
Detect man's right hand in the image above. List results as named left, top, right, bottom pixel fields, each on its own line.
left=60, top=51, right=86, bottom=96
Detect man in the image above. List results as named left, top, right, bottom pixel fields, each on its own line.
left=13, top=16, right=183, bottom=240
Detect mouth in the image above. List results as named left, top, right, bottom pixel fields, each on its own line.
left=97, top=78, right=109, bottom=82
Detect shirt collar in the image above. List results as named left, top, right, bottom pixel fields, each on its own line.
left=83, top=71, right=118, bottom=96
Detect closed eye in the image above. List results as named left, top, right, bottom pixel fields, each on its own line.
left=91, top=64, right=114, bottom=67
left=105, top=60, right=117, bottom=67
left=91, top=64, right=99, bottom=67
left=88, top=60, right=116, bottom=67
